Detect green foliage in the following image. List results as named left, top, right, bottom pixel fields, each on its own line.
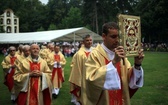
left=0, top=0, right=167, bottom=43
left=59, top=7, right=83, bottom=28
left=134, top=0, right=168, bottom=43
left=48, top=23, right=57, bottom=30
left=37, top=26, right=45, bottom=31
left=47, top=0, right=66, bottom=27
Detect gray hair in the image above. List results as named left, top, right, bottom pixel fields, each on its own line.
left=9, top=46, right=16, bottom=51
left=82, top=34, right=91, bottom=40
left=23, top=45, right=30, bottom=51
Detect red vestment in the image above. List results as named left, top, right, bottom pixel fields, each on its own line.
left=4, top=57, right=17, bottom=91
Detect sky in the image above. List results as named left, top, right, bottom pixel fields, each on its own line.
left=39, top=0, right=48, bottom=4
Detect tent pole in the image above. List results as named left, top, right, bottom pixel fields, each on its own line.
left=73, top=32, right=76, bottom=48
left=92, top=33, right=94, bottom=43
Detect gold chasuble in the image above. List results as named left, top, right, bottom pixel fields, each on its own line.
left=69, top=45, right=93, bottom=104
left=48, top=51, right=66, bottom=89
left=1, top=55, right=17, bottom=91
left=39, top=48, right=50, bottom=60
left=15, top=55, right=26, bottom=68
left=14, top=56, right=52, bottom=105
left=85, top=44, right=138, bottom=105
left=51, top=54, right=64, bottom=88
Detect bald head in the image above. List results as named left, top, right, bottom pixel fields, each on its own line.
left=30, top=44, right=40, bottom=49
left=30, top=44, right=40, bottom=58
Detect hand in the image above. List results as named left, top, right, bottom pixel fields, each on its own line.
left=29, top=70, right=42, bottom=77
left=11, top=64, right=16, bottom=68
left=134, top=49, right=145, bottom=65
left=57, top=62, right=60, bottom=67
left=73, top=84, right=81, bottom=90
left=112, top=46, right=125, bottom=65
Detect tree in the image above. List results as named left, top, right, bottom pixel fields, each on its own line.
left=59, top=7, right=84, bottom=29
left=47, top=0, right=66, bottom=28
left=48, top=23, right=57, bottom=30
left=0, top=0, right=167, bottom=43
left=37, top=26, right=45, bottom=31
left=82, top=0, right=119, bottom=34
left=134, top=0, right=168, bottom=43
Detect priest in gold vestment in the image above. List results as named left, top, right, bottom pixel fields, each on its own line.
left=16, top=44, right=24, bottom=56
left=69, top=34, right=93, bottom=105
left=84, top=22, right=144, bottom=105
left=1, top=46, right=18, bottom=102
left=39, top=43, right=53, bottom=60
left=47, top=44, right=66, bottom=98
left=14, top=44, right=52, bottom=105
left=15, top=45, right=30, bottom=68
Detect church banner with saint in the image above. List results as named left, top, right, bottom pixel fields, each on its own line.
left=118, top=14, right=141, bottom=56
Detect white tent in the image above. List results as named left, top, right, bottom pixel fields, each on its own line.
left=0, top=27, right=102, bottom=43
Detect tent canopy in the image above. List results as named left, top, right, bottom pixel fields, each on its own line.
left=0, top=27, right=102, bottom=43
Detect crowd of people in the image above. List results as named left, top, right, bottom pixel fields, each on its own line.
left=1, top=41, right=167, bottom=58
left=143, top=42, right=168, bottom=52
left=1, top=22, right=145, bottom=105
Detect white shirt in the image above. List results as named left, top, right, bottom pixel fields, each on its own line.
left=84, top=47, right=92, bottom=52
left=101, top=43, right=144, bottom=90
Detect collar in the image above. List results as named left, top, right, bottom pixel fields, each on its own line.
left=101, top=43, right=115, bottom=55
left=101, top=43, right=115, bottom=60
left=30, top=56, right=39, bottom=63
left=84, top=47, right=92, bottom=52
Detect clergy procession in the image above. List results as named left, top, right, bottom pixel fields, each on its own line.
left=1, top=22, right=145, bottom=105
left=1, top=43, right=66, bottom=105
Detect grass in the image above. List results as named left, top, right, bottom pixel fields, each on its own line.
left=0, top=52, right=168, bottom=105
left=128, top=52, right=168, bottom=105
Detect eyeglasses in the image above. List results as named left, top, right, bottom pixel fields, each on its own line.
left=10, top=50, right=16, bottom=52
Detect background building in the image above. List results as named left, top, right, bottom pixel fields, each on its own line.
left=0, top=9, right=19, bottom=33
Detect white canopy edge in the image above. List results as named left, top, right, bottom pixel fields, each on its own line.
left=0, top=27, right=102, bottom=44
